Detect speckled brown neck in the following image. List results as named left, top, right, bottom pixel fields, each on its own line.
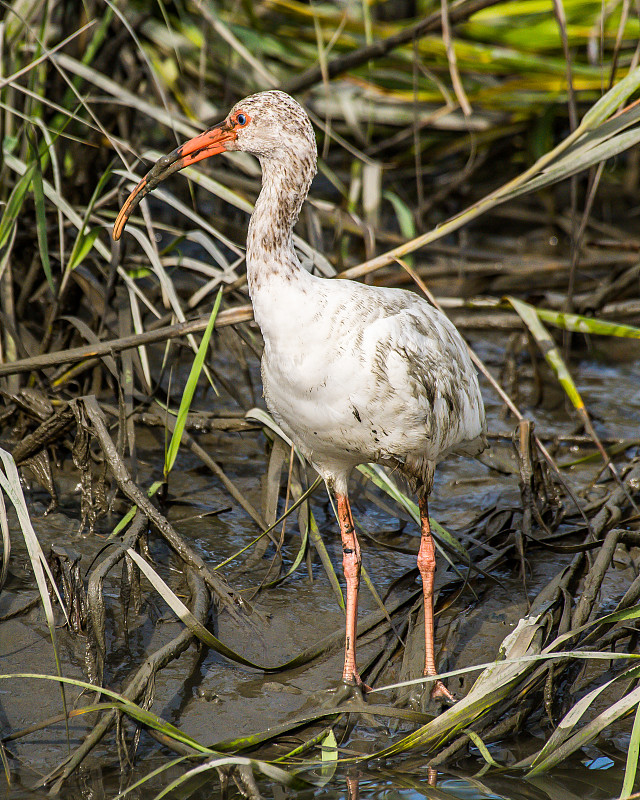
left=246, top=148, right=315, bottom=293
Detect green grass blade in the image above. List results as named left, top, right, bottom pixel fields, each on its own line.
left=309, top=509, right=345, bottom=609
left=65, top=165, right=112, bottom=274
left=544, top=602, right=640, bottom=653
left=67, top=228, right=101, bottom=273
left=31, top=157, right=54, bottom=293
left=213, top=476, right=322, bottom=571
left=261, top=509, right=309, bottom=589
left=504, top=125, right=640, bottom=200
left=318, top=729, right=338, bottom=786
left=126, top=283, right=152, bottom=390
left=528, top=682, right=640, bottom=775
left=374, top=650, right=640, bottom=697
left=581, top=64, right=640, bottom=129
left=528, top=665, right=640, bottom=772
left=0, top=452, right=69, bottom=623
left=164, top=289, right=222, bottom=478
left=245, top=407, right=345, bottom=606
left=0, top=673, right=209, bottom=751
left=507, top=294, right=628, bottom=480
left=383, top=190, right=416, bottom=266
left=113, top=756, right=192, bottom=800
left=535, top=307, right=640, bottom=339
left=152, top=756, right=305, bottom=800
left=109, top=480, right=163, bottom=539
left=507, top=296, right=585, bottom=411
left=462, top=728, right=502, bottom=767
left=0, top=163, right=35, bottom=250
left=126, top=547, right=272, bottom=669
left=620, top=701, right=640, bottom=799
left=113, top=755, right=193, bottom=800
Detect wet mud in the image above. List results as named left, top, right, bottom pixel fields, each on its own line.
left=1, top=329, right=639, bottom=799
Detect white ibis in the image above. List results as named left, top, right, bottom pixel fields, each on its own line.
left=113, top=90, right=486, bottom=701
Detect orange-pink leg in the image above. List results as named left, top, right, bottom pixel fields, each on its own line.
left=336, top=492, right=365, bottom=686
left=418, top=496, right=454, bottom=702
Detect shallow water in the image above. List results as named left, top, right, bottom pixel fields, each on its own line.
left=2, top=329, right=639, bottom=799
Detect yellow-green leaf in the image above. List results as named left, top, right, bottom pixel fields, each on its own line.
left=164, top=289, right=222, bottom=477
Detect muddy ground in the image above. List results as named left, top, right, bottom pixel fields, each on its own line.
left=1, top=325, right=638, bottom=798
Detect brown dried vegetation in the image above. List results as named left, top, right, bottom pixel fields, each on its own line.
left=1, top=1, right=640, bottom=798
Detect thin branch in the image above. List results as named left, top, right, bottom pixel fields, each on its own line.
left=281, top=0, right=504, bottom=95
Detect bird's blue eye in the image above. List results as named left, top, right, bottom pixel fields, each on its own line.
left=237, top=113, right=247, bottom=125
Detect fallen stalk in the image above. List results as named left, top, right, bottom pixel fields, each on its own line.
left=77, top=396, right=244, bottom=619
left=0, top=304, right=253, bottom=378
left=40, top=567, right=209, bottom=793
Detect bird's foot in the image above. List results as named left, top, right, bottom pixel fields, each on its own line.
left=405, top=676, right=456, bottom=712
left=319, top=677, right=370, bottom=710
left=343, top=669, right=372, bottom=695
left=429, top=678, right=456, bottom=706
left=336, top=668, right=372, bottom=703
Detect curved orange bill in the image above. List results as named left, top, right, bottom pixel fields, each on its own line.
left=113, top=120, right=237, bottom=241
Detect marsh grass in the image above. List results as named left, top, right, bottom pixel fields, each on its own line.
left=1, top=0, right=640, bottom=797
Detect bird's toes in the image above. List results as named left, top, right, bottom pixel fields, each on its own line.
left=352, top=676, right=373, bottom=694
left=429, top=679, right=457, bottom=706
left=342, top=675, right=372, bottom=699
left=403, top=679, right=456, bottom=713
left=318, top=680, right=366, bottom=709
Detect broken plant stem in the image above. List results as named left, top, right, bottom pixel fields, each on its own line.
left=77, top=396, right=245, bottom=619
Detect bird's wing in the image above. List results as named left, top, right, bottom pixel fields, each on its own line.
left=353, top=293, right=486, bottom=451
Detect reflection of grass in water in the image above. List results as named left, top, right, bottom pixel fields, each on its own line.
left=1, top=0, right=640, bottom=796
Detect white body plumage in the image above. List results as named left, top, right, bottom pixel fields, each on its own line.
left=237, top=91, right=487, bottom=497
left=253, top=268, right=485, bottom=496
